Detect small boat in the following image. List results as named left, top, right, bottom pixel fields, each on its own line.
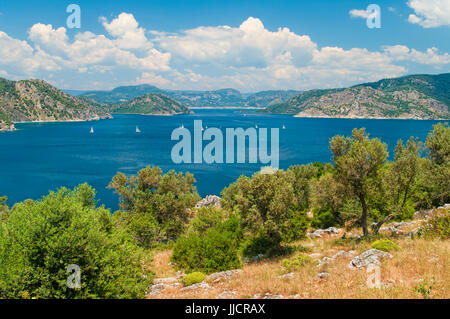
left=90, top=127, right=94, bottom=134
left=136, top=126, right=141, bottom=133
left=282, top=125, right=286, bottom=130
left=255, top=124, right=258, bottom=129
left=180, top=124, right=184, bottom=129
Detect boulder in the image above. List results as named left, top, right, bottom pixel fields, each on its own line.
left=206, top=269, right=242, bottom=283
left=195, top=195, right=222, bottom=209
left=348, top=249, right=393, bottom=269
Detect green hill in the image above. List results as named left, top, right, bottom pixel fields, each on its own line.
left=0, top=78, right=111, bottom=131
left=264, top=73, right=450, bottom=119
left=111, top=93, right=191, bottom=115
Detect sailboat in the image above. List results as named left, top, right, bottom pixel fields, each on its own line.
left=255, top=124, right=258, bottom=129
left=136, top=126, right=141, bottom=133
left=90, top=127, right=94, bottom=134
left=180, top=124, right=184, bottom=129
left=282, top=124, right=286, bottom=130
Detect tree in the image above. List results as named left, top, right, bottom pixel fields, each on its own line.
left=108, top=166, right=200, bottom=239
left=373, top=138, right=422, bottom=233
left=0, top=184, right=151, bottom=299
left=330, top=128, right=388, bottom=236
left=221, top=169, right=297, bottom=245
left=414, top=123, right=450, bottom=208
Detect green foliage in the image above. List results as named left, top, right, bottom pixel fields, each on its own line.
left=280, top=210, right=309, bottom=242
left=415, top=277, right=435, bottom=299
left=108, top=166, right=200, bottom=240
left=371, top=239, right=400, bottom=252
left=426, top=123, right=449, bottom=166
left=330, top=128, right=388, bottom=235
left=311, top=208, right=338, bottom=229
left=240, top=231, right=282, bottom=258
left=171, top=216, right=242, bottom=274
left=188, top=207, right=228, bottom=235
left=418, top=210, right=450, bottom=239
left=0, top=184, right=151, bottom=299
left=221, top=169, right=297, bottom=246
left=182, top=272, right=205, bottom=286
left=0, top=196, right=8, bottom=222
left=282, top=254, right=315, bottom=272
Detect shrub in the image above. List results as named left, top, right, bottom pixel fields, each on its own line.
left=182, top=272, right=206, bottom=286
left=280, top=210, right=309, bottom=243
left=282, top=254, right=315, bottom=272
left=188, top=207, right=227, bottom=235
left=108, top=166, right=200, bottom=239
left=371, top=239, right=400, bottom=252
left=0, top=184, right=151, bottom=299
left=221, top=170, right=297, bottom=247
left=311, top=208, right=338, bottom=229
left=418, top=210, right=449, bottom=239
left=171, top=216, right=242, bottom=274
left=240, top=231, right=283, bottom=258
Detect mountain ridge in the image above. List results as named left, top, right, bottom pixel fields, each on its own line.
left=0, top=78, right=112, bottom=131
left=110, top=93, right=191, bottom=115
left=263, top=73, right=450, bottom=120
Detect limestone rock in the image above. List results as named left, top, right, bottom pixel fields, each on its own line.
left=348, top=249, right=393, bottom=269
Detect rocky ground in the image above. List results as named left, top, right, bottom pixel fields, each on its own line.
left=146, top=205, right=449, bottom=299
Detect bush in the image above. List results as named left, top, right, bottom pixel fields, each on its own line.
left=280, top=210, right=309, bottom=243
left=0, top=184, right=151, bottom=299
left=311, top=208, right=338, bottom=229
left=282, top=254, right=315, bottom=272
left=240, top=231, right=283, bottom=258
left=188, top=207, right=227, bottom=235
left=171, top=216, right=242, bottom=274
left=371, top=239, right=400, bottom=252
left=182, top=272, right=205, bottom=286
left=418, top=210, right=449, bottom=239
left=108, top=166, right=200, bottom=239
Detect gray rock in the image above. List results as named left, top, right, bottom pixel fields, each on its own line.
left=153, top=277, right=178, bottom=285
left=195, top=195, right=222, bottom=209
left=180, top=282, right=211, bottom=291
left=348, top=249, right=393, bottom=269
left=206, top=270, right=242, bottom=283
left=307, top=227, right=341, bottom=238
left=217, top=290, right=236, bottom=299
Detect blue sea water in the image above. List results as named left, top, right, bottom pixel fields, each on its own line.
left=0, top=109, right=444, bottom=211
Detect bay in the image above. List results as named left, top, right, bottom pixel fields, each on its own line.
left=0, top=109, right=443, bottom=211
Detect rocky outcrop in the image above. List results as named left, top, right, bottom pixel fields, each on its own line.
left=307, top=227, right=341, bottom=238
left=195, top=195, right=222, bottom=209
left=348, top=249, right=393, bottom=269
left=0, top=78, right=111, bottom=124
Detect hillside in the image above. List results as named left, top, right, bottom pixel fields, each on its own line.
left=78, top=85, right=302, bottom=107
left=111, top=93, right=191, bottom=115
left=264, top=73, right=450, bottom=120
left=0, top=78, right=111, bottom=131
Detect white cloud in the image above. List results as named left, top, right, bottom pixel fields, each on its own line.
left=349, top=9, right=372, bottom=19
left=0, top=14, right=448, bottom=91
left=407, top=0, right=450, bottom=28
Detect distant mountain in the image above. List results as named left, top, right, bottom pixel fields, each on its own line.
left=264, top=73, right=450, bottom=120
left=110, top=93, right=191, bottom=115
left=77, top=85, right=302, bottom=107
left=0, top=78, right=111, bottom=131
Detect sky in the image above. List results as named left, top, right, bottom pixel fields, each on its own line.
left=0, top=0, right=449, bottom=92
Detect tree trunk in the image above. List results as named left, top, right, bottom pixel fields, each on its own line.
left=373, top=214, right=394, bottom=234
left=360, top=194, right=369, bottom=236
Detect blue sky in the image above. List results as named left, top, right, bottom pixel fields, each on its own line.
left=0, top=0, right=449, bottom=91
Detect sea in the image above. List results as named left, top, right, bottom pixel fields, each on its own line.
left=0, top=109, right=444, bottom=211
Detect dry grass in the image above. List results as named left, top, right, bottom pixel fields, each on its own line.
left=147, top=236, right=449, bottom=299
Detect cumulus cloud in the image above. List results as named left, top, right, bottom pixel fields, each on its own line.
left=0, top=14, right=448, bottom=91
left=407, top=0, right=450, bottom=28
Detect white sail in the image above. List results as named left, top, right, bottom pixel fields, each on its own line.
left=90, top=127, right=94, bottom=134
left=136, top=126, right=141, bottom=133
